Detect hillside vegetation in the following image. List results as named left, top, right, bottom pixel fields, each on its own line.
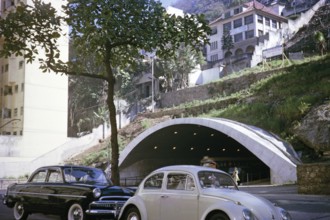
left=66, top=1, right=330, bottom=167
left=68, top=55, right=330, bottom=166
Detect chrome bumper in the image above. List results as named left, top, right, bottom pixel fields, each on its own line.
left=86, top=200, right=125, bottom=218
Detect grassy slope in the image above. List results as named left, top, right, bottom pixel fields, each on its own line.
left=69, top=55, right=330, bottom=166
left=200, top=55, right=330, bottom=160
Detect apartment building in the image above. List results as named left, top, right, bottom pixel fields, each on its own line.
left=0, top=0, right=69, bottom=158
left=206, top=1, right=287, bottom=69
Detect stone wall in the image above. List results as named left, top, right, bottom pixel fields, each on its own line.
left=297, top=163, right=330, bottom=195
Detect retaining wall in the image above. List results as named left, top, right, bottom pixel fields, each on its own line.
left=297, top=163, right=330, bottom=195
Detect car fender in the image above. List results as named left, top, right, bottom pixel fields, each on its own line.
left=200, top=200, right=247, bottom=220
left=119, top=196, right=148, bottom=220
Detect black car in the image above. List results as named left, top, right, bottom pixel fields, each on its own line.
left=2, top=165, right=134, bottom=220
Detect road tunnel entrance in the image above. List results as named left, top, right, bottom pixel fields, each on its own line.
left=119, top=118, right=300, bottom=185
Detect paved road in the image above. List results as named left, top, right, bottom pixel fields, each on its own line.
left=1, top=185, right=330, bottom=220
left=240, top=185, right=330, bottom=220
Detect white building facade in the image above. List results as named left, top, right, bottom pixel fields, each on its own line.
left=0, top=0, right=69, bottom=160
left=206, top=1, right=287, bottom=70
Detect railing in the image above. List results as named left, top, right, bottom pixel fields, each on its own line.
left=120, top=176, right=144, bottom=187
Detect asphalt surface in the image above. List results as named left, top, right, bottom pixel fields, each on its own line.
left=1, top=185, right=330, bottom=220
left=240, top=185, right=330, bottom=220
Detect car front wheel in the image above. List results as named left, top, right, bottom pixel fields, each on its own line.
left=209, top=212, right=230, bottom=220
left=67, top=203, right=85, bottom=220
left=13, top=201, right=28, bottom=220
left=124, top=207, right=141, bottom=220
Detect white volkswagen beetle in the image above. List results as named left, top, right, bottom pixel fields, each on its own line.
left=119, top=165, right=291, bottom=220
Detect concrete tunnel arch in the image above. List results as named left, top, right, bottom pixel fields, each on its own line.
left=118, top=117, right=302, bottom=185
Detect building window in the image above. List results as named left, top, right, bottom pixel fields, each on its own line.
left=4, top=108, right=11, bottom=119
left=211, top=27, right=217, bottom=35
left=234, top=33, right=243, bottom=42
left=21, top=83, right=24, bottom=92
left=224, top=11, right=231, bottom=18
left=5, top=64, right=9, bottom=72
left=15, top=85, right=18, bottom=93
left=13, top=131, right=17, bottom=136
left=223, top=22, right=231, bottom=32
left=210, top=41, right=218, bottom=50
left=244, top=15, right=254, bottom=25
left=4, top=85, right=12, bottom=96
left=210, top=54, right=218, bottom=62
left=14, top=108, right=18, bottom=117
left=20, top=106, right=23, bottom=116
left=265, top=17, right=270, bottom=26
left=257, top=14, right=263, bottom=24
left=245, top=30, right=254, bottom=39
left=19, top=60, right=24, bottom=69
left=258, top=29, right=264, bottom=36
left=272, top=19, right=277, bottom=28
left=20, top=130, right=23, bottom=135
left=233, top=18, right=242, bottom=28
left=233, top=7, right=241, bottom=15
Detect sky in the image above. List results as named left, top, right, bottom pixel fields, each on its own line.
left=160, top=0, right=178, bottom=7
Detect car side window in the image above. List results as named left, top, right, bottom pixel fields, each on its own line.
left=167, top=173, right=195, bottom=191
left=144, top=173, right=164, bottom=189
left=48, top=170, right=63, bottom=183
left=30, top=170, right=47, bottom=183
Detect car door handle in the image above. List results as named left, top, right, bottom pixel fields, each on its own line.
left=161, top=195, right=168, bottom=198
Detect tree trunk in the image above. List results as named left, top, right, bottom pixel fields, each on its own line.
left=107, top=78, right=120, bottom=185
left=104, top=45, right=120, bottom=185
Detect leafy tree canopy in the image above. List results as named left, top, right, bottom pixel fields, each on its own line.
left=0, top=0, right=211, bottom=184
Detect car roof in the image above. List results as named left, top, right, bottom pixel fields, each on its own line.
left=36, top=165, right=101, bottom=170
left=153, top=165, right=229, bottom=175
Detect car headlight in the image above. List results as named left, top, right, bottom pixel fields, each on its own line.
left=93, top=188, right=101, bottom=198
left=242, top=209, right=255, bottom=220
left=280, top=209, right=292, bottom=220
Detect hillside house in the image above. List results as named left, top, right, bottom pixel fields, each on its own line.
left=206, top=1, right=288, bottom=73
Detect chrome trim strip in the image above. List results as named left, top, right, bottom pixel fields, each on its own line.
left=11, top=192, right=86, bottom=199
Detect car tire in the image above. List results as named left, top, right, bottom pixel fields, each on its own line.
left=124, top=207, right=141, bottom=220
left=13, top=201, right=28, bottom=220
left=209, top=212, right=230, bottom=220
left=67, top=203, right=85, bottom=220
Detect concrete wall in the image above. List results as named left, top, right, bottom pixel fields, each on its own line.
left=286, top=0, right=326, bottom=39
left=160, top=68, right=277, bottom=108
left=297, top=163, right=330, bottom=195
left=0, top=124, right=110, bottom=178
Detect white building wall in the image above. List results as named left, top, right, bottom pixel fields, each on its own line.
left=285, top=0, right=326, bottom=40
left=16, top=0, right=70, bottom=157
left=0, top=124, right=110, bottom=178
left=0, top=0, right=70, bottom=159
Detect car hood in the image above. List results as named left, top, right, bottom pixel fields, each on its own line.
left=101, top=185, right=135, bottom=197
left=202, top=188, right=280, bottom=219
left=71, top=183, right=134, bottom=197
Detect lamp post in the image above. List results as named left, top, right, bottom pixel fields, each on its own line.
left=151, top=56, right=154, bottom=112
left=142, top=50, right=156, bottom=112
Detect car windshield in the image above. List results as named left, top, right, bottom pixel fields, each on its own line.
left=198, top=171, right=237, bottom=190
left=63, top=167, right=110, bottom=185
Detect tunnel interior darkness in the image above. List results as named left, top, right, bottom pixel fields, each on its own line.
left=120, top=124, right=270, bottom=185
